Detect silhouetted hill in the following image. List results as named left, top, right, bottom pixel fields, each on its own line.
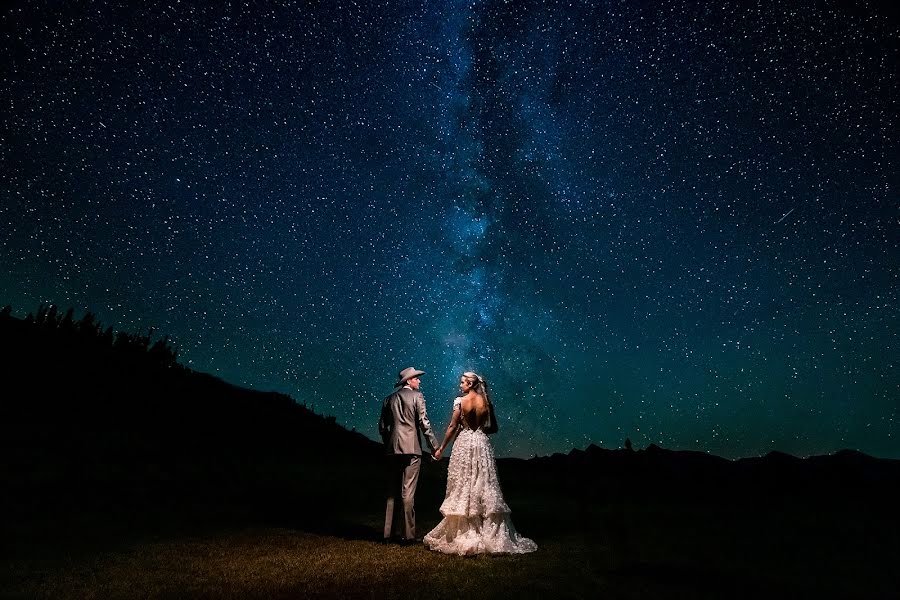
left=0, top=305, right=382, bottom=538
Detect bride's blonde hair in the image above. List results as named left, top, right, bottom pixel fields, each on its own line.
left=462, top=371, right=497, bottom=433
left=462, top=371, right=488, bottom=398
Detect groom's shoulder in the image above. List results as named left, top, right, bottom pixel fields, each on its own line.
left=395, top=387, right=424, bottom=401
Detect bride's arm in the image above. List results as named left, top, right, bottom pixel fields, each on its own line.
left=434, top=405, right=461, bottom=460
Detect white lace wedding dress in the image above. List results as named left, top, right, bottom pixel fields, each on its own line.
left=423, top=398, right=537, bottom=555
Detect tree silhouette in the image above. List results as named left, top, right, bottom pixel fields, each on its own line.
left=100, top=325, right=114, bottom=346
left=77, top=311, right=99, bottom=338
left=45, top=304, right=58, bottom=327
left=148, top=335, right=178, bottom=368
left=2, top=303, right=181, bottom=368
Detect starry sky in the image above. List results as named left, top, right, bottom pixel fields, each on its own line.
left=1, top=0, right=897, bottom=459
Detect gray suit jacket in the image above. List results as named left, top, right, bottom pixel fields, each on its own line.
left=379, top=386, right=439, bottom=455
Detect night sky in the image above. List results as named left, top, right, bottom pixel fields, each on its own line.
left=2, top=1, right=896, bottom=459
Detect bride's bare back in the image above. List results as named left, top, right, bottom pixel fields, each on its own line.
left=459, top=392, right=489, bottom=431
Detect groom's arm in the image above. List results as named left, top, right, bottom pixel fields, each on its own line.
left=434, top=404, right=461, bottom=460
left=416, top=393, right=439, bottom=453
left=378, top=395, right=392, bottom=444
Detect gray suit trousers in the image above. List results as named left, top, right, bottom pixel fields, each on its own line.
left=383, top=454, right=421, bottom=540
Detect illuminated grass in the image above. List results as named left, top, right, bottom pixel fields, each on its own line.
left=4, top=501, right=894, bottom=599
left=6, top=529, right=599, bottom=599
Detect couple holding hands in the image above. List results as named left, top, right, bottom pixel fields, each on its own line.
left=379, top=367, right=537, bottom=556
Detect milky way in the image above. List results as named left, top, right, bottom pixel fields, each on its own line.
left=1, top=1, right=896, bottom=458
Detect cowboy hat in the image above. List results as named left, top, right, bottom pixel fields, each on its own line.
left=395, top=367, right=425, bottom=387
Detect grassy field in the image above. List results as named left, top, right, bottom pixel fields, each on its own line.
left=3, top=487, right=897, bottom=600
left=4, top=528, right=598, bottom=599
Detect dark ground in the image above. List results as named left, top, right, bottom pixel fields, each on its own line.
left=3, top=449, right=899, bottom=600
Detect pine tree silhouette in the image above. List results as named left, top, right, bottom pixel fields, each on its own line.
left=45, top=304, right=58, bottom=327
left=77, top=311, right=98, bottom=338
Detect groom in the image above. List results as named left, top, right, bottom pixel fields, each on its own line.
left=379, top=367, right=439, bottom=544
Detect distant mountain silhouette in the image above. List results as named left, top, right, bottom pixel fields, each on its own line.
left=499, top=442, right=900, bottom=504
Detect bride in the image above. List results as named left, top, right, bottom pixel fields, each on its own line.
left=423, top=372, right=537, bottom=555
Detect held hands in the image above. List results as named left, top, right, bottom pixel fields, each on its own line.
left=433, top=448, right=443, bottom=461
